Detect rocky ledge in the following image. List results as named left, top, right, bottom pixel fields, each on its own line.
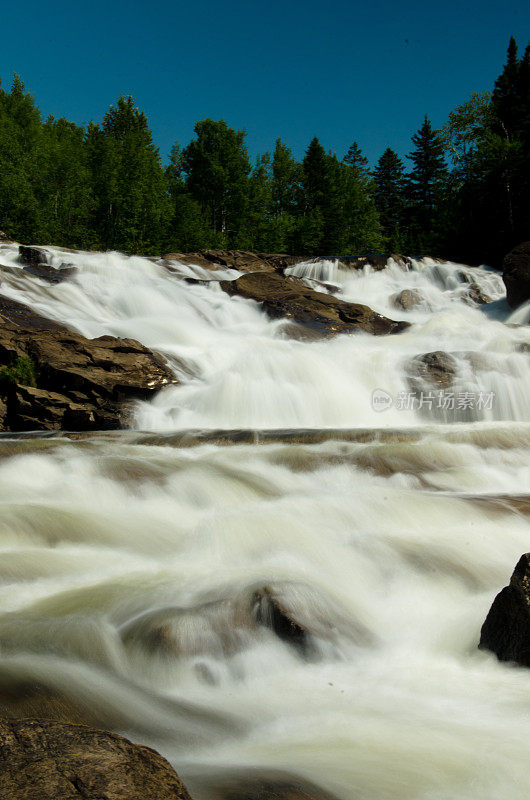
left=0, top=717, right=191, bottom=800
left=220, top=271, right=410, bottom=336
left=0, top=295, right=176, bottom=432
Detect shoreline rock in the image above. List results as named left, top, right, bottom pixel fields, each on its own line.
left=0, top=716, right=192, bottom=800
left=0, top=296, right=176, bottom=432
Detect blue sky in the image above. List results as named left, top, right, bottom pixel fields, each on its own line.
left=2, top=0, right=530, bottom=167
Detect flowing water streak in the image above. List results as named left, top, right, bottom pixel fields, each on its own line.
left=0, top=244, right=528, bottom=798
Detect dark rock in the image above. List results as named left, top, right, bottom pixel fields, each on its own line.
left=502, top=242, right=530, bottom=308
left=409, top=351, right=458, bottom=388
left=392, top=288, right=425, bottom=310
left=252, top=587, right=308, bottom=652
left=338, top=253, right=410, bottom=271
left=0, top=716, right=192, bottom=799
left=0, top=297, right=176, bottom=432
left=18, top=245, right=49, bottom=266
left=23, top=262, right=77, bottom=284
left=220, top=272, right=410, bottom=336
left=479, top=554, right=530, bottom=667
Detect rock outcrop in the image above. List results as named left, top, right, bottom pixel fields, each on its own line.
left=502, top=242, right=530, bottom=308
left=220, top=272, right=410, bottom=336
left=0, top=296, right=176, bottom=431
left=0, top=716, right=192, bottom=799
left=479, top=554, right=530, bottom=667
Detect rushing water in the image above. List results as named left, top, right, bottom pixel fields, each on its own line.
left=0, top=243, right=529, bottom=799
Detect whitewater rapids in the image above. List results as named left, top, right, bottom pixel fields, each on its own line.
left=0, top=243, right=529, bottom=799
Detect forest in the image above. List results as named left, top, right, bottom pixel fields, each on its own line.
left=0, top=37, right=529, bottom=265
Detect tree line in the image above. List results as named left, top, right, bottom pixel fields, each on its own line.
left=0, top=37, right=529, bottom=264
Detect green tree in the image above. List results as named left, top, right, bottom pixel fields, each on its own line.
left=406, top=116, right=448, bottom=253
left=87, top=96, right=169, bottom=253
left=182, top=119, right=251, bottom=246
left=373, top=148, right=406, bottom=250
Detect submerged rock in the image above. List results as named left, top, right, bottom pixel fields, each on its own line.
left=0, top=296, right=176, bottom=431
left=392, top=288, right=425, bottom=310
left=0, top=716, right=192, bottom=799
left=479, top=554, right=530, bottom=667
left=503, top=242, right=530, bottom=308
left=18, top=244, right=49, bottom=266
left=220, top=272, right=410, bottom=336
left=191, top=768, right=341, bottom=800
left=408, top=351, right=458, bottom=388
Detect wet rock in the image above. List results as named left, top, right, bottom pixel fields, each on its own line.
left=463, top=283, right=492, bottom=305
left=220, top=272, right=410, bottom=336
left=338, top=253, right=410, bottom=271
left=502, top=241, right=530, bottom=308
left=23, top=262, right=77, bottom=283
left=18, top=245, right=49, bottom=266
left=0, top=716, right=192, bottom=799
left=409, top=351, right=458, bottom=388
left=392, top=288, right=425, bottom=310
left=163, top=249, right=299, bottom=273
left=479, top=554, right=530, bottom=667
left=0, top=296, right=176, bottom=432
left=252, top=587, right=308, bottom=652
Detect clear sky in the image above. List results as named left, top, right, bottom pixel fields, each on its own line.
left=2, top=0, right=530, bottom=167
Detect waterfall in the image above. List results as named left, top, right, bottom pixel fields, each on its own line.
left=0, top=242, right=529, bottom=800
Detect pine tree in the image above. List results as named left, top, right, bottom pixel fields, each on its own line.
left=406, top=117, right=448, bottom=253
left=492, top=36, right=521, bottom=139
left=373, top=148, right=406, bottom=250
left=343, top=141, right=369, bottom=178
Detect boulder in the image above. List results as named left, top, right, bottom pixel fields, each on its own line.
left=18, top=245, right=49, bottom=266
left=0, top=296, right=176, bottom=431
left=479, top=554, right=530, bottom=667
left=463, top=283, right=492, bottom=305
left=220, top=272, right=410, bottom=336
left=0, top=716, right=192, bottom=800
left=408, top=351, right=458, bottom=388
left=392, top=288, right=425, bottom=310
left=502, top=242, right=530, bottom=308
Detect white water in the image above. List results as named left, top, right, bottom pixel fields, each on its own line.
left=0, top=243, right=529, bottom=799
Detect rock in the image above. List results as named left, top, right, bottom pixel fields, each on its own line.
left=18, top=245, right=49, bottom=266
left=220, top=272, right=410, bottom=336
left=479, top=554, right=530, bottom=667
left=0, top=296, right=176, bottom=432
left=0, top=716, right=192, bottom=800
left=392, top=288, right=425, bottom=310
left=338, top=253, right=410, bottom=271
left=463, top=283, right=492, bottom=305
left=502, top=242, right=530, bottom=308
left=163, top=249, right=299, bottom=273
left=252, top=587, right=308, bottom=652
left=408, top=351, right=458, bottom=388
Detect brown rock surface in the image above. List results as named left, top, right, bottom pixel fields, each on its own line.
left=220, top=272, right=409, bottom=336
left=163, top=249, right=299, bottom=273
left=0, top=716, right=192, bottom=800
left=0, top=297, right=176, bottom=431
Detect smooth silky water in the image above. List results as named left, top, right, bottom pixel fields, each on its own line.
left=0, top=243, right=529, bottom=798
